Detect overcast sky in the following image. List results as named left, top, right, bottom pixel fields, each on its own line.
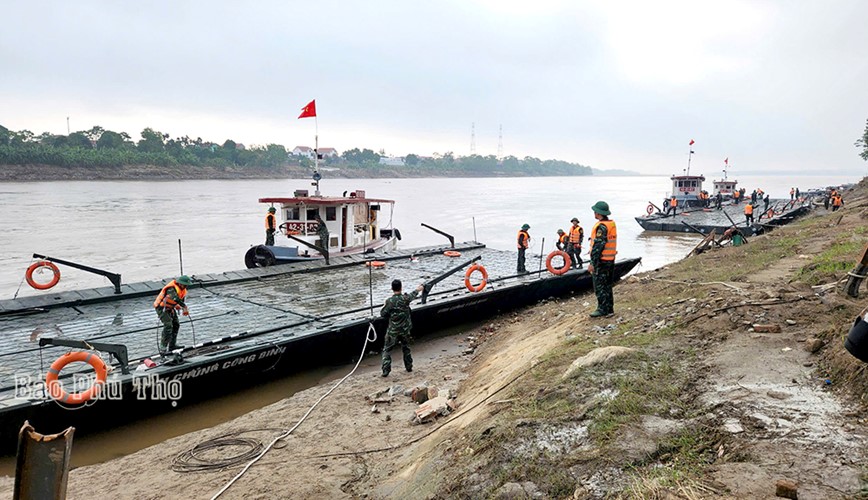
left=3, top=0, right=868, bottom=176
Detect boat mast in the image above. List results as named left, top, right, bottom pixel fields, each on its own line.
left=314, top=115, right=320, bottom=196
left=686, top=139, right=695, bottom=176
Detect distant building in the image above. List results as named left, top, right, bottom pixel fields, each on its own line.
left=379, top=156, right=405, bottom=166
left=292, top=146, right=339, bottom=159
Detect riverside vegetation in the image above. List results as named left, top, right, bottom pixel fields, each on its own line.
left=0, top=124, right=592, bottom=180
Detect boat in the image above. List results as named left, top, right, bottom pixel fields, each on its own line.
left=244, top=171, right=400, bottom=268
left=0, top=242, right=641, bottom=453
left=712, top=161, right=738, bottom=199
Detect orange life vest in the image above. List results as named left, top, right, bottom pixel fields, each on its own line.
left=590, top=220, right=617, bottom=262
left=832, top=196, right=842, bottom=207
left=154, top=280, right=187, bottom=309
left=744, top=204, right=753, bottom=215
left=558, top=233, right=569, bottom=246
left=517, top=230, right=530, bottom=249
left=569, top=225, right=583, bottom=244
left=670, top=197, right=677, bottom=206
left=265, top=212, right=276, bottom=230
left=733, top=191, right=740, bottom=199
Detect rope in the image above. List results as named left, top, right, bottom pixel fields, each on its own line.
left=847, top=271, right=867, bottom=279
left=12, top=256, right=36, bottom=300
left=207, top=321, right=379, bottom=499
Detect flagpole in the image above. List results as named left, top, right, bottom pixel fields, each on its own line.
left=687, top=146, right=692, bottom=177
left=314, top=115, right=320, bottom=195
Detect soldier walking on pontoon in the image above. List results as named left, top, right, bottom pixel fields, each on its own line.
left=517, top=224, right=530, bottom=273
left=315, top=213, right=330, bottom=265
left=265, top=207, right=277, bottom=245
left=154, top=275, right=192, bottom=353
left=567, top=217, right=584, bottom=269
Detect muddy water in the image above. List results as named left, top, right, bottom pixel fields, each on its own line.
left=0, top=174, right=856, bottom=473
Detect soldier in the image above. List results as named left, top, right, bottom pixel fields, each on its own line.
left=517, top=223, right=530, bottom=273
left=265, top=207, right=277, bottom=245
left=555, top=229, right=568, bottom=251
left=588, top=201, right=617, bottom=318
left=154, top=275, right=192, bottom=353
left=380, top=279, right=424, bottom=377
left=763, top=194, right=770, bottom=213
left=790, top=188, right=795, bottom=200
left=568, top=217, right=584, bottom=269
left=715, top=191, right=723, bottom=210
left=315, top=213, right=330, bottom=265
left=744, top=202, right=754, bottom=225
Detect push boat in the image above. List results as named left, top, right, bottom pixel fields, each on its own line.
left=245, top=172, right=400, bottom=268
left=0, top=242, right=641, bottom=454
left=636, top=173, right=812, bottom=236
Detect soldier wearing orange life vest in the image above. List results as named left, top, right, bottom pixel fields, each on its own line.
left=556, top=229, right=568, bottom=251
left=517, top=224, right=530, bottom=273
left=832, top=194, right=843, bottom=212
left=744, top=202, right=754, bottom=225
left=265, top=207, right=277, bottom=245
left=588, top=201, right=617, bottom=318
left=154, top=275, right=193, bottom=353
left=568, top=217, right=584, bottom=269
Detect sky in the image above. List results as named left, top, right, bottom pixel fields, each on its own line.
left=2, top=0, right=868, bottom=176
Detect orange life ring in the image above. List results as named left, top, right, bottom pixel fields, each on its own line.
left=45, top=351, right=108, bottom=405
left=365, top=261, right=386, bottom=268
left=464, top=263, right=488, bottom=292
left=646, top=204, right=654, bottom=215
left=25, top=261, right=61, bottom=290
left=766, top=209, right=774, bottom=219
left=546, top=250, right=571, bottom=276
left=444, top=251, right=461, bottom=257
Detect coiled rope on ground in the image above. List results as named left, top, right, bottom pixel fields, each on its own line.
left=170, top=321, right=379, bottom=499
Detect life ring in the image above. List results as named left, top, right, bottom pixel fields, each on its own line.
left=646, top=204, right=654, bottom=215
left=545, top=250, right=571, bottom=276
left=45, top=351, right=108, bottom=405
left=25, top=261, right=61, bottom=290
left=464, top=263, right=488, bottom=292
left=444, top=251, right=461, bottom=257
left=766, top=209, right=775, bottom=219
left=365, top=261, right=386, bottom=268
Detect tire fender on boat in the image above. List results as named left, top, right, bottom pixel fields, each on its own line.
left=464, top=263, right=488, bottom=292
left=546, top=250, right=571, bottom=276
left=444, top=251, right=461, bottom=257
left=45, top=351, right=108, bottom=405
left=25, top=261, right=61, bottom=290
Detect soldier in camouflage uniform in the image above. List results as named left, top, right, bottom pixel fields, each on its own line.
left=380, top=279, right=424, bottom=377
left=154, top=275, right=193, bottom=353
left=265, top=207, right=277, bottom=246
left=588, top=201, right=617, bottom=318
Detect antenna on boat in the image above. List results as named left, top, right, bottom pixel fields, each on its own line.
left=312, top=170, right=322, bottom=197
left=472, top=217, right=477, bottom=243
left=686, top=140, right=695, bottom=176
left=178, top=239, right=184, bottom=275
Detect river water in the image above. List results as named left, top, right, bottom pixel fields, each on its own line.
left=0, top=174, right=857, bottom=471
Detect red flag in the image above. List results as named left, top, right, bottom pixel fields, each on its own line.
left=298, top=100, right=316, bottom=119
left=724, top=157, right=728, bottom=165
left=688, top=139, right=695, bottom=146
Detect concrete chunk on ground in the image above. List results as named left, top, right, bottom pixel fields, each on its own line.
left=753, top=324, right=782, bottom=333
left=413, top=396, right=453, bottom=423
left=775, top=478, right=799, bottom=499
left=562, top=346, right=637, bottom=379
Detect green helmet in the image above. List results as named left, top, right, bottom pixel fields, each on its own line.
left=176, top=275, right=193, bottom=286
left=268, top=207, right=276, bottom=213
left=591, top=201, right=611, bottom=216
left=521, top=223, right=530, bottom=230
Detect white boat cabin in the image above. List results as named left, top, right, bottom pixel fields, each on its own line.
left=670, top=174, right=705, bottom=202
left=712, top=179, right=738, bottom=197
left=260, top=189, right=395, bottom=253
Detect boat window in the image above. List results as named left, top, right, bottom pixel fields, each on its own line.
left=326, top=206, right=337, bottom=221
left=306, top=208, right=319, bottom=220
left=286, top=208, right=300, bottom=220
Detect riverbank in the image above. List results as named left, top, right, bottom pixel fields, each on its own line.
left=0, top=164, right=595, bottom=181
left=1, top=178, right=865, bottom=498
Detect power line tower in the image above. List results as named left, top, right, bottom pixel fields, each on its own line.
left=497, top=124, right=503, bottom=159
left=470, top=122, right=476, bottom=155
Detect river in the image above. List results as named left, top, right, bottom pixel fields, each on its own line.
left=0, top=173, right=857, bottom=472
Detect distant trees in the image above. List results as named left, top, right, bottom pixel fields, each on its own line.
left=0, top=122, right=594, bottom=176
left=857, top=118, right=868, bottom=161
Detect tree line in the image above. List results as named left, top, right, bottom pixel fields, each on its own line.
left=0, top=123, right=592, bottom=175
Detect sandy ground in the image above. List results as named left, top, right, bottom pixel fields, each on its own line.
left=1, top=187, right=866, bottom=499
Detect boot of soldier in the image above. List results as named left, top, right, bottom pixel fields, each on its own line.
left=589, top=310, right=605, bottom=318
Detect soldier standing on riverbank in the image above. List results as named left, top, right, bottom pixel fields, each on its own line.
left=265, top=207, right=277, bottom=245
left=380, top=279, right=424, bottom=377
left=588, top=201, right=617, bottom=318
left=517, top=224, right=530, bottom=273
